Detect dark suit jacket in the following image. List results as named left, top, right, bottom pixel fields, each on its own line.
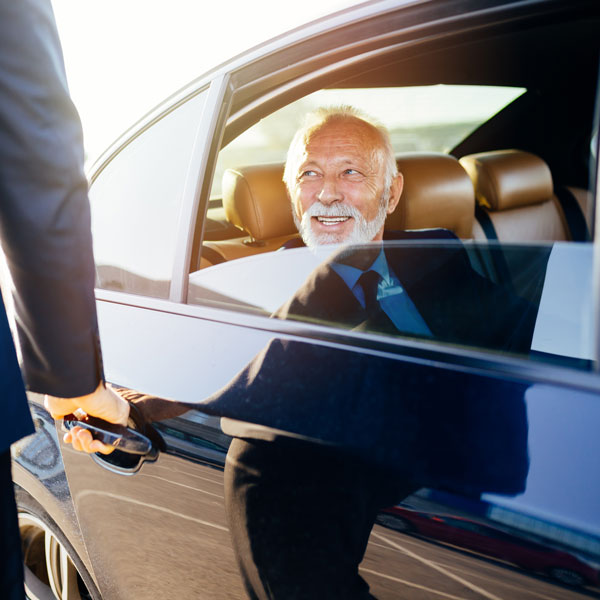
left=276, top=229, right=537, bottom=352
left=0, top=0, right=102, bottom=452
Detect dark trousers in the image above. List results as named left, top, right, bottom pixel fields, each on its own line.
left=0, top=450, right=25, bottom=600
left=224, top=437, right=416, bottom=600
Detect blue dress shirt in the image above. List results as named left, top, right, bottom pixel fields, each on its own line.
left=331, top=248, right=432, bottom=337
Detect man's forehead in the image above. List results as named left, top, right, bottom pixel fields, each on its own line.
left=305, top=118, right=380, bottom=145
left=300, top=121, right=383, bottom=163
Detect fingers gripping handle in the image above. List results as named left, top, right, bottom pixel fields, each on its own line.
left=62, top=414, right=153, bottom=455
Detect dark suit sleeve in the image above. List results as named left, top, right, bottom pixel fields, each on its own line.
left=0, top=0, right=102, bottom=397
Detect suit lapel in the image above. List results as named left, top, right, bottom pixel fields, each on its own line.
left=274, top=263, right=366, bottom=330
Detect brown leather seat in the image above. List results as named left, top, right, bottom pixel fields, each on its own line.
left=459, top=150, right=570, bottom=242
left=388, top=153, right=476, bottom=239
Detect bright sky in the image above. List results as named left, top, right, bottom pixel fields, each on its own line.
left=50, top=0, right=353, bottom=165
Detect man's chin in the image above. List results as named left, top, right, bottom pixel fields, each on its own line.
left=301, top=227, right=350, bottom=247
left=302, top=226, right=381, bottom=247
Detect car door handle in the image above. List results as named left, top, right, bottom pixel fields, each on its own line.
left=62, top=413, right=161, bottom=474
left=62, top=414, right=154, bottom=455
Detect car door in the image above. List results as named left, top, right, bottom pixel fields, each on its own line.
left=59, top=2, right=600, bottom=599
left=62, top=241, right=600, bottom=600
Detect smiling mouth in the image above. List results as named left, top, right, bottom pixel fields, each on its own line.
left=314, top=216, right=352, bottom=226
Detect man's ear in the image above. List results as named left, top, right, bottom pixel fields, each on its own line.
left=386, top=172, right=403, bottom=215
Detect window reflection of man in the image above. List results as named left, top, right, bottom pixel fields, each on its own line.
left=225, top=108, right=435, bottom=600
left=221, top=106, right=533, bottom=600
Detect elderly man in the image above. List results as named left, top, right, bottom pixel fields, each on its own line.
left=221, top=108, right=449, bottom=600
left=276, top=106, right=447, bottom=339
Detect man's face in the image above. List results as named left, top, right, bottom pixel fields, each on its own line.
left=289, top=119, right=401, bottom=246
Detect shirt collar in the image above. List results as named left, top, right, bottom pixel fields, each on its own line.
left=330, top=247, right=390, bottom=289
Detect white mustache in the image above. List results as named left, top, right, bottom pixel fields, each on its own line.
left=305, top=202, right=362, bottom=218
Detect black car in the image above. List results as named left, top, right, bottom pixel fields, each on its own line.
left=11, top=0, right=600, bottom=598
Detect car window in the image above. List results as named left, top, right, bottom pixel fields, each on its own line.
left=188, top=239, right=595, bottom=369
left=210, top=85, right=525, bottom=199
left=90, top=89, right=208, bottom=298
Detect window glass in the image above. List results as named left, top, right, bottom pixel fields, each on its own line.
left=91, top=89, right=207, bottom=298
left=188, top=240, right=595, bottom=370
left=210, top=85, right=525, bottom=198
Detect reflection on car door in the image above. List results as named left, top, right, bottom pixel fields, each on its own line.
left=60, top=279, right=600, bottom=598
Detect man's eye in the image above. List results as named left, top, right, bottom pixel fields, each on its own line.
left=300, top=170, right=317, bottom=178
left=344, top=168, right=360, bottom=175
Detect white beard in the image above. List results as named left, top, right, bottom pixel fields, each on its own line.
left=294, top=199, right=388, bottom=247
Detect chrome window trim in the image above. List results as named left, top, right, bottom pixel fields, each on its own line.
left=593, top=114, right=600, bottom=370
left=96, top=288, right=600, bottom=395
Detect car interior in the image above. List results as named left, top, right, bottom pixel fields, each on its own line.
left=195, top=11, right=598, bottom=280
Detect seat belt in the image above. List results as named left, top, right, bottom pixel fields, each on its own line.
left=474, top=204, right=514, bottom=290
left=554, top=186, right=590, bottom=241
left=475, top=204, right=498, bottom=241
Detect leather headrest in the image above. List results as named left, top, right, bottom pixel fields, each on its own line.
left=386, top=153, right=475, bottom=239
left=222, top=165, right=296, bottom=240
left=459, top=150, right=553, bottom=211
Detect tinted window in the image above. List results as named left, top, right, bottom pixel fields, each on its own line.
left=188, top=240, right=595, bottom=369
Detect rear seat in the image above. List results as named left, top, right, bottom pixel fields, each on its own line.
left=459, top=149, right=579, bottom=242
left=202, top=153, right=477, bottom=266
left=458, top=149, right=595, bottom=302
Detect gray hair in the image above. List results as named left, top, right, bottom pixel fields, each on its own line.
left=282, top=105, right=397, bottom=198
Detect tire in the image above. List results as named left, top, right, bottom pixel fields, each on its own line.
left=16, top=488, right=100, bottom=600
left=547, top=567, right=586, bottom=587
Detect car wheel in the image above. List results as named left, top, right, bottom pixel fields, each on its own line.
left=16, top=488, right=99, bottom=600
left=375, top=513, right=415, bottom=533
left=547, top=567, right=586, bottom=587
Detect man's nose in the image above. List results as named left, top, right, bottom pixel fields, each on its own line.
left=317, top=175, right=342, bottom=205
